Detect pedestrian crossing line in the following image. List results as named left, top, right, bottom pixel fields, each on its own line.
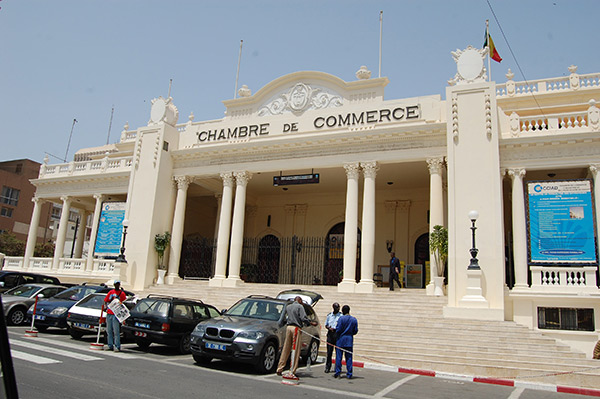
left=11, top=350, right=62, bottom=365
left=10, top=339, right=102, bottom=361
left=19, top=335, right=141, bottom=359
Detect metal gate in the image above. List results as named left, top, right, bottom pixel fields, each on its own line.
left=179, top=237, right=216, bottom=279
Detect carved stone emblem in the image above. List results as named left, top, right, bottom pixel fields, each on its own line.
left=258, top=83, right=342, bottom=116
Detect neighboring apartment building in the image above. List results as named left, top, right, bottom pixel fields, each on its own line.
left=0, top=159, right=53, bottom=243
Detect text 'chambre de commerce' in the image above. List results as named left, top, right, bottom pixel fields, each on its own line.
left=196, top=105, right=421, bottom=143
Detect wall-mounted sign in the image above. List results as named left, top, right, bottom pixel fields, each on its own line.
left=527, top=180, right=597, bottom=265
left=94, top=201, right=126, bottom=258
left=273, top=173, right=320, bottom=186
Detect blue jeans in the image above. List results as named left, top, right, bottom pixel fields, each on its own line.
left=334, top=346, right=353, bottom=377
left=106, top=314, right=121, bottom=349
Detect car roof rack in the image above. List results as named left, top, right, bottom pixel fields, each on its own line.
left=145, top=294, right=204, bottom=304
left=245, top=294, right=279, bottom=301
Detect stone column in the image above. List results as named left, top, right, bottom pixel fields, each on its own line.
left=23, top=197, right=45, bottom=269
left=225, top=171, right=252, bottom=287
left=295, top=204, right=308, bottom=237
left=74, top=210, right=88, bottom=258
left=339, top=163, right=360, bottom=292
left=589, top=165, right=600, bottom=266
left=210, top=173, right=234, bottom=287
left=507, top=168, right=528, bottom=290
left=166, top=176, right=192, bottom=284
left=86, top=194, right=104, bottom=271
left=213, top=194, right=222, bottom=241
left=357, top=161, right=378, bottom=293
left=52, top=196, right=72, bottom=270
left=426, top=157, right=445, bottom=295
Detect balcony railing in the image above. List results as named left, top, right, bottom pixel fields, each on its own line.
left=530, top=266, right=598, bottom=293
left=2, top=256, right=118, bottom=279
left=39, top=156, right=133, bottom=179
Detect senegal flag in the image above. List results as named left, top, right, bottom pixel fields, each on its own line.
left=484, top=30, right=502, bottom=63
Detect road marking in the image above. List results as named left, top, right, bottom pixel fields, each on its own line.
left=11, top=339, right=102, bottom=361
left=20, top=336, right=141, bottom=359
left=11, top=350, right=61, bottom=365
left=507, top=387, right=525, bottom=399
left=374, top=374, right=419, bottom=397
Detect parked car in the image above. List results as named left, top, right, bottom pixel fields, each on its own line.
left=66, top=291, right=138, bottom=339
left=26, top=284, right=114, bottom=331
left=122, top=295, right=221, bottom=354
left=0, top=271, right=61, bottom=293
left=1, top=283, right=67, bottom=325
left=190, top=289, right=322, bottom=373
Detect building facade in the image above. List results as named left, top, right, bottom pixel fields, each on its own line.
left=4, top=47, right=600, bottom=356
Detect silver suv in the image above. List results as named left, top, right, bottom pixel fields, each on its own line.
left=190, top=289, right=321, bottom=373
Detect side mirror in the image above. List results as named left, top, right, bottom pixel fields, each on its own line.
left=36, top=294, right=44, bottom=298
left=221, top=309, right=228, bottom=314
left=0, top=282, right=4, bottom=288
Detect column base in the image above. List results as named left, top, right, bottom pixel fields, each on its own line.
left=208, top=276, right=226, bottom=287
left=511, top=283, right=529, bottom=293
left=165, top=273, right=182, bottom=285
left=337, top=280, right=357, bottom=293
left=113, top=261, right=129, bottom=287
left=458, top=268, right=488, bottom=307
left=356, top=281, right=375, bottom=293
left=223, top=277, right=244, bottom=287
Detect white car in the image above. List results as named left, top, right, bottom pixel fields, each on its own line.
left=66, top=292, right=137, bottom=339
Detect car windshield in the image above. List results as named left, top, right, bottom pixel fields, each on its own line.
left=76, top=294, right=105, bottom=309
left=3, top=285, right=41, bottom=297
left=225, top=299, right=283, bottom=321
left=53, top=286, right=98, bottom=301
left=134, top=298, right=170, bottom=317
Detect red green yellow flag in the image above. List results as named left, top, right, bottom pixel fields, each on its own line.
left=484, top=31, right=502, bottom=63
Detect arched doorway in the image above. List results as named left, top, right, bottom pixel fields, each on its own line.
left=323, top=223, right=361, bottom=285
left=414, top=233, right=430, bottom=288
left=255, top=234, right=281, bottom=283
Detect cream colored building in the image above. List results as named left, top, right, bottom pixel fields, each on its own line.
left=4, top=47, right=600, bottom=356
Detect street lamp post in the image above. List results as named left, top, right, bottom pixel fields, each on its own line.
left=115, top=219, right=129, bottom=263
left=467, top=210, right=480, bottom=270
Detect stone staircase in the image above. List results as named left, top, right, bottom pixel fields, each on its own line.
left=139, top=280, right=600, bottom=389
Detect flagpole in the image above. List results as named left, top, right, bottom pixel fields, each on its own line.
left=234, top=40, right=243, bottom=99
left=378, top=11, right=383, bottom=78
left=486, top=19, right=492, bottom=82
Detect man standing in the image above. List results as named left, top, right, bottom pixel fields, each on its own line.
left=334, top=305, right=358, bottom=379
left=104, top=280, right=126, bottom=351
left=389, top=252, right=402, bottom=291
left=324, top=302, right=341, bottom=373
left=276, top=296, right=317, bottom=377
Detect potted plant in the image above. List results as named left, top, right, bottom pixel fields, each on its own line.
left=154, top=232, right=171, bottom=284
left=429, top=225, right=448, bottom=296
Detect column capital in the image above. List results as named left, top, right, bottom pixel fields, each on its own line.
left=589, top=164, right=600, bottom=177
left=93, top=193, right=105, bottom=202
left=426, top=157, right=445, bottom=175
left=506, top=168, right=526, bottom=180
left=295, top=204, right=308, bottom=216
left=60, top=196, right=72, bottom=205
left=31, top=197, right=45, bottom=205
left=384, top=201, right=397, bottom=213
left=220, top=172, right=235, bottom=187
left=360, top=161, right=379, bottom=178
left=234, top=171, right=252, bottom=187
left=343, top=162, right=360, bottom=179
left=174, top=175, right=193, bottom=191
left=285, top=204, right=296, bottom=215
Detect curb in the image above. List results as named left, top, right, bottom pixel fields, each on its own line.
left=322, top=357, right=600, bottom=397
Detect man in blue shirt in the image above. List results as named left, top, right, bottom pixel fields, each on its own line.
left=324, top=302, right=341, bottom=373
left=389, top=252, right=402, bottom=291
left=334, top=305, right=358, bottom=379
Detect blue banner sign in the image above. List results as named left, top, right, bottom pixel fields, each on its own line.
left=527, top=180, right=597, bottom=264
left=94, top=202, right=126, bottom=257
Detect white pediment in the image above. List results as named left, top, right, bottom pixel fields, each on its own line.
left=258, top=82, right=343, bottom=116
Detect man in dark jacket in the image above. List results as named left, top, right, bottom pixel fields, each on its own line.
left=334, top=305, right=358, bottom=379
left=389, top=252, right=402, bottom=290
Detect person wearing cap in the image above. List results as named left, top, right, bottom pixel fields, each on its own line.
left=104, top=280, right=126, bottom=351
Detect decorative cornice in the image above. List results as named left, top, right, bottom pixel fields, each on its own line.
left=258, top=82, right=343, bottom=116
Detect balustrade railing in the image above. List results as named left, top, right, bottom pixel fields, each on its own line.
left=39, top=156, right=133, bottom=179
left=497, top=72, right=600, bottom=98
left=530, top=266, right=598, bottom=293
left=2, top=256, right=116, bottom=277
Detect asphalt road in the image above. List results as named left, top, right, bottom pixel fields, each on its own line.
left=2, top=326, right=596, bottom=399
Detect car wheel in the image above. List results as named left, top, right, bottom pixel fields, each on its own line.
left=69, top=327, right=84, bottom=340
left=7, top=307, right=26, bottom=326
left=178, top=334, right=192, bottom=354
left=193, top=354, right=212, bottom=365
left=256, top=341, right=278, bottom=374
left=135, top=338, right=151, bottom=350
left=303, top=338, right=319, bottom=364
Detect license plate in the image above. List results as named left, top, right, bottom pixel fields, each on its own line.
left=74, top=322, right=91, bottom=329
left=34, top=315, right=45, bottom=321
left=205, top=342, right=226, bottom=351
left=134, top=322, right=150, bottom=329
left=134, top=331, right=147, bottom=337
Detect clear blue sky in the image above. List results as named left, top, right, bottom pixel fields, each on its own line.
left=1, top=0, right=597, bottom=164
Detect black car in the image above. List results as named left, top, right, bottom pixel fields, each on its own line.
left=26, top=284, right=112, bottom=331
left=122, top=295, right=221, bottom=354
left=0, top=271, right=61, bottom=293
